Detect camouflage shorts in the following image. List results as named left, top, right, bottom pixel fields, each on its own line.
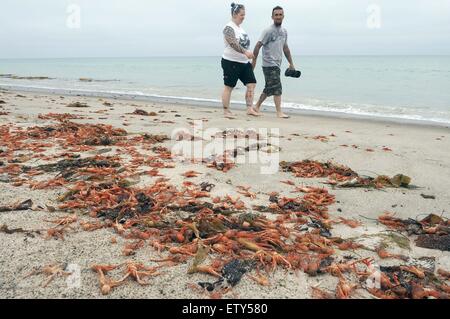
left=262, top=66, right=282, bottom=97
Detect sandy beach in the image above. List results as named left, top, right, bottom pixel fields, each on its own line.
left=0, top=88, right=449, bottom=299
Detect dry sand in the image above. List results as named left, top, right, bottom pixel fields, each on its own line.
left=0, top=89, right=449, bottom=299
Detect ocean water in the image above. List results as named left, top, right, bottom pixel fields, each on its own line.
left=1, top=56, right=449, bottom=125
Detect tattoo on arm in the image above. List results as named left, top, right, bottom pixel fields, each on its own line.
left=224, top=26, right=246, bottom=54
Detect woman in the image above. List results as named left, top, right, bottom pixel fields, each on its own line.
left=221, top=3, right=259, bottom=118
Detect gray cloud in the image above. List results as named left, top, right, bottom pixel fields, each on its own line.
left=0, top=0, right=449, bottom=58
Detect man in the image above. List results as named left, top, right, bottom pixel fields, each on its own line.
left=252, top=6, right=295, bottom=118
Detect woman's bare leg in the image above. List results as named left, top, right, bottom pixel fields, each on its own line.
left=245, top=83, right=259, bottom=116
left=222, top=85, right=234, bottom=117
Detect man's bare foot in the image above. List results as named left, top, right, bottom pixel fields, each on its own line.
left=247, top=107, right=259, bottom=117
left=277, top=113, right=290, bottom=119
left=224, top=109, right=235, bottom=119
left=253, top=106, right=262, bottom=116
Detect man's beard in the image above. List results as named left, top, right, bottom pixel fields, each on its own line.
left=274, top=21, right=282, bottom=26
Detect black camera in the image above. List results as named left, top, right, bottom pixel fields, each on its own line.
left=285, top=68, right=301, bottom=78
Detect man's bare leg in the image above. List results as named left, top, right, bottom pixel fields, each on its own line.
left=222, top=85, right=235, bottom=118
left=245, top=83, right=259, bottom=116
left=254, top=93, right=267, bottom=115
left=274, top=95, right=289, bottom=118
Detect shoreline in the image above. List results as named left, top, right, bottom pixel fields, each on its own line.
left=1, top=85, right=449, bottom=129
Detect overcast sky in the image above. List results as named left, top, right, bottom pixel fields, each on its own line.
left=1, top=0, right=449, bottom=58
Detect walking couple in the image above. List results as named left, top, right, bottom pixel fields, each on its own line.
left=221, top=3, right=296, bottom=119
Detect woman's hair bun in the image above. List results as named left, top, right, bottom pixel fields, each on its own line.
left=231, top=3, right=236, bottom=9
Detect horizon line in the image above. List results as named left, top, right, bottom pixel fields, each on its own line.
left=1, top=54, right=450, bottom=60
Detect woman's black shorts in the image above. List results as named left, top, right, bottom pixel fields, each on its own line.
left=221, top=58, right=257, bottom=88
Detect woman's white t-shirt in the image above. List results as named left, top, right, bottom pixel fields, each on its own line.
left=222, top=21, right=250, bottom=64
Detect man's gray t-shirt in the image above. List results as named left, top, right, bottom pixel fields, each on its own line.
left=259, top=25, right=288, bottom=68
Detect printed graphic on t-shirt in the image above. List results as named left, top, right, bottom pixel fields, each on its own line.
left=239, top=34, right=250, bottom=50
left=266, top=30, right=286, bottom=44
